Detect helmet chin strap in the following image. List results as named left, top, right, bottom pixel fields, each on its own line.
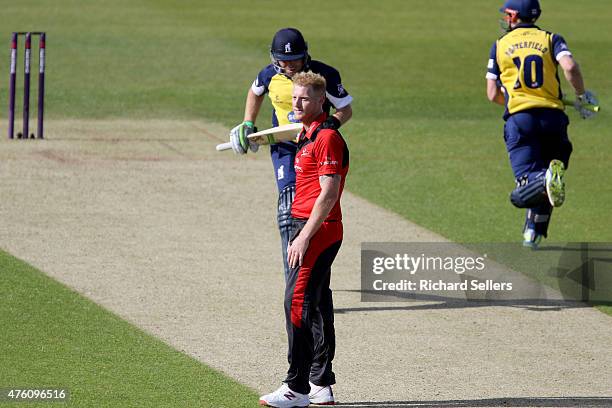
left=271, top=56, right=284, bottom=75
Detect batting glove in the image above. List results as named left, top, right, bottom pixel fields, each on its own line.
left=319, top=115, right=342, bottom=130
left=229, top=121, right=259, bottom=154
left=574, top=90, right=599, bottom=119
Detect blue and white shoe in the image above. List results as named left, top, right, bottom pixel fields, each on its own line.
left=545, top=159, right=566, bottom=207
left=523, top=228, right=542, bottom=249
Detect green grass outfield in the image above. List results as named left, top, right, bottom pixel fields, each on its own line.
left=0, top=250, right=257, bottom=407
left=1, top=0, right=611, bottom=405
left=2, top=0, right=611, bottom=243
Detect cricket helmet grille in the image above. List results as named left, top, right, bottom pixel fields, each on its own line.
left=500, top=0, right=541, bottom=21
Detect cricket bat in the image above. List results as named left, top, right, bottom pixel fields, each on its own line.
left=562, top=98, right=600, bottom=113
left=216, top=123, right=303, bottom=152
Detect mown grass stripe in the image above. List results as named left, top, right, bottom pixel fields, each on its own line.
left=0, top=250, right=258, bottom=407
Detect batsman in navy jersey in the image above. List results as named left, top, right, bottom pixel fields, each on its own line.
left=230, top=28, right=352, bottom=277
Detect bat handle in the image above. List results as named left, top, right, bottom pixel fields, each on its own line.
left=216, top=142, right=233, bottom=151
left=562, top=98, right=600, bottom=113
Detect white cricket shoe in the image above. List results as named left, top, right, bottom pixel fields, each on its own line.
left=309, top=382, right=335, bottom=405
left=259, top=384, right=310, bottom=407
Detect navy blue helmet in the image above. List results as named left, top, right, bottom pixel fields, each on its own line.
left=500, top=0, right=541, bottom=21
left=270, top=28, right=308, bottom=61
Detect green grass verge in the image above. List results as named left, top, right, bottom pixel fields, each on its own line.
left=0, top=250, right=258, bottom=407
left=598, top=305, right=612, bottom=315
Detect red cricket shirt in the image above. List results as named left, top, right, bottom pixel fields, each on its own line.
left=291, top=113, right=349, bottom=221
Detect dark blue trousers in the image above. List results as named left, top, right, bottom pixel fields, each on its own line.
left=504, top=108, right=572, bottom=236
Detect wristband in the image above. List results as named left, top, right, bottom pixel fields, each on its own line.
left=329, top=116, right=341, bottom=129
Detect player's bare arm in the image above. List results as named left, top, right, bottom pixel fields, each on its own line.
left=287, top=174, right=341, bottom=268
left=558, top=55, right=585, bottom=96
left=334, top=104, right=352, bottom=126
left=486, top=79, right=505, bottom=106
left=558, top=54, right=598, bottom=118
left=244, top=88, right=265, bottom=123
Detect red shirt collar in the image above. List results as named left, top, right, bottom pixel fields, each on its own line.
left=300, top=112, right=328, bottom=141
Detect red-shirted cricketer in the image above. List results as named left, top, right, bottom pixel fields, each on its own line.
left=259, top=72, right=349, bottom=407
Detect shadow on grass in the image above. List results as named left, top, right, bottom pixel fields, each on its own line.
left=338, top=396, right=612, bottom=407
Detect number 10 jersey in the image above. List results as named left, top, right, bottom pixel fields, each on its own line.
left=486, top=24, right=572, bottom=118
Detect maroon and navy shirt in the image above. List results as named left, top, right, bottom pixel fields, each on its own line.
left=291, top=113, right=349, bottom=221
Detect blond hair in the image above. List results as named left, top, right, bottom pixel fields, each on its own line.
left=293, top=71, right=326, bottom=96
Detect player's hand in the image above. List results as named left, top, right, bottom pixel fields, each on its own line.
left=574, top=90, right=599, bottom=119
left=319, top=116, right=341, bottom=130
left=229, top=121, right=259, bottom=154
left=287, top=234, right=310, bottom=269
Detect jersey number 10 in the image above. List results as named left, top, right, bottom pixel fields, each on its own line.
left=512, top=55, right=544, bottom=89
